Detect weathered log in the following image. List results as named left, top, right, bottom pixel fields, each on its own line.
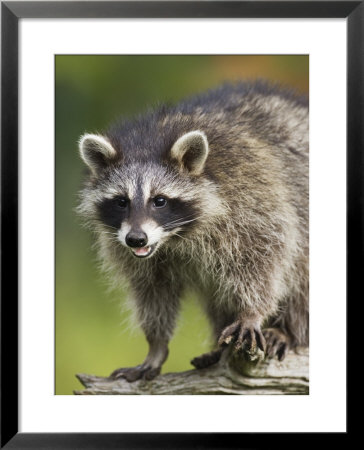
left=74, top=347, right=308, bottom=395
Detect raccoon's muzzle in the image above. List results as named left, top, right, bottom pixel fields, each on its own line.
left=125, top=230, right=157, bottom=258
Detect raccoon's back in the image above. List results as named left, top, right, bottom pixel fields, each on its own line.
left=192, top=83, right=309, bottom=219
left=106, top=81, right=308, bottom=174
left=169, top=81, right=308, bottom=196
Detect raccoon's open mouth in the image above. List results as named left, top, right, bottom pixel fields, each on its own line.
left=130, top=244, right=157, bottom=258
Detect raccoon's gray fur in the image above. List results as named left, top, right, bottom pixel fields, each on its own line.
left=78, top=81, right=309, bottom=381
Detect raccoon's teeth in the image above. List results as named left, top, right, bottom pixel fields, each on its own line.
left=132, top=246, right=151, bottom=257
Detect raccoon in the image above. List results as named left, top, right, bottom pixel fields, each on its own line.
left=77, top=81, right=309, bottom=382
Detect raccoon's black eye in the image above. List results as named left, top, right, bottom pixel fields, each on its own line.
left=153, top=196, right=167, bottom=208
left=117, top=197, right=128, bottom=208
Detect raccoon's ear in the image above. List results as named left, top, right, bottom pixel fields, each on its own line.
left=170, top=130, right=209, bottom=175
left=79, top=133, right=117, bottom=175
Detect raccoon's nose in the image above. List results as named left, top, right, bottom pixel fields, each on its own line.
left=125, top=231, right=148, bottom=248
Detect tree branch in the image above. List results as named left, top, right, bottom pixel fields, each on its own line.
left=74, top=347, right=308, bottom=395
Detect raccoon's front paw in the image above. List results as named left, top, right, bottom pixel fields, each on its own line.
left=109, top=364, right=161, bottom=382
left=263, top=328, right=290, bottom=361
left=218, top=318, right=266, bottom=362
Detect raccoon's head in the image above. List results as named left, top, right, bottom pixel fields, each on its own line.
left=78, top=130, right=218, bottom=259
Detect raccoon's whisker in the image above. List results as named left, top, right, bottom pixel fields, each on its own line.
left=160, top=214, right=198, bottom=227
left=164, top=222, right=191, bottom=230
left=103, top=225, right=118, bottom=230
left=172, top=219, right=198, bottom=226
left=162, top=216, right=202, bottom=229
left=173, top=232, right=189, bottom=242
left=169, top=213, right=199, bottom=222
left=102, top=231, right=118, bottom=236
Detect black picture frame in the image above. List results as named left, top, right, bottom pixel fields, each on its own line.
left=1, top=1, right=358, bottom=448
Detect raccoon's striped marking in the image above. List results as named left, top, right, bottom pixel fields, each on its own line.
left=96, top=185, right=199, bottom=259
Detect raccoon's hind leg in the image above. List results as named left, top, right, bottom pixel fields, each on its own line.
left=263, top=290, right=309, bottom=361
left=191, top=348, right=223, bottom=369
left=262, top=328, right=290, bottom=361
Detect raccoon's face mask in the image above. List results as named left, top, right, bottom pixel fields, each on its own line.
left=79, top=131, right=209, bottom=258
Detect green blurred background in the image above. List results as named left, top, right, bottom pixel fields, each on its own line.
left=56, top=55, right=308, bottom=395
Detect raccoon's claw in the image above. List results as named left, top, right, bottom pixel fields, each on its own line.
left=218, top=318, right=266, bottom=361
left=263, top=328, right=290, bottom=361
left=218, top=320, right=241, bottom=346
left=109, top=364, right=161, bottom=382
left=191, top=348, right=223, bottom=369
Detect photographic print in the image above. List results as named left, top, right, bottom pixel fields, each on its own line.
left=55, top=55, right=309, bottom=395
left=1, top=0, right=355, bottom=444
